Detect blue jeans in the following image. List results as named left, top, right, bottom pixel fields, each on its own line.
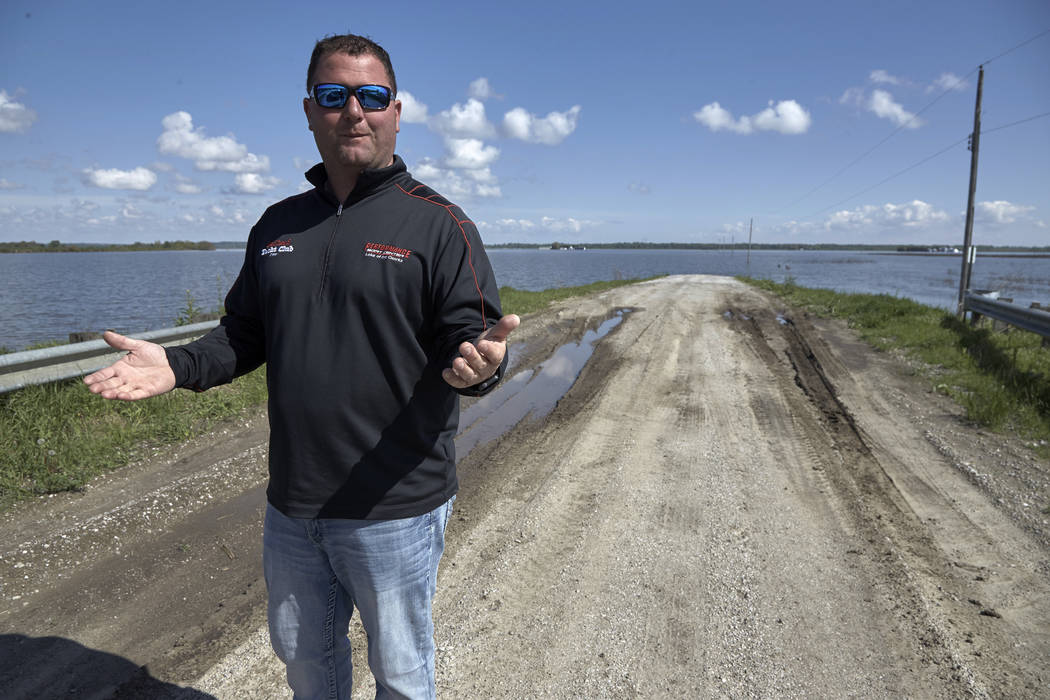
left=263, top=497, right=454, bottom=700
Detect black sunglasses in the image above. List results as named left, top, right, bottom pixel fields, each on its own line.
left=310, top=83, right=393, bottom=111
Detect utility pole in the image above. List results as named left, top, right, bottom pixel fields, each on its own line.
left=957, top=65, right=984, bottom=317
left=746, top=217, right=753, bottom=266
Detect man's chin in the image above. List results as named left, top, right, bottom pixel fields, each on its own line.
left=336, top=150, right=390, bottom=172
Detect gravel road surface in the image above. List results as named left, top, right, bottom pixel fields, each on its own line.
left=2, top=275, right=1048, bottom=698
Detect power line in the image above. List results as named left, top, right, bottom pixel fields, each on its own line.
left=808, top=137, right=969, bottom=217
left=981, top=110, right=1050, bottom=135
left=774, top=27, right=1050, bottom=216
left=808, top=110, right=1050, bottom=217
left=981, top=27, right=1050, bottom=66
left=771, top=67, right=978, bottom=214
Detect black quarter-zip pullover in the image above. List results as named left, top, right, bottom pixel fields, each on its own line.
left=166, top=156, right=506, bottom=519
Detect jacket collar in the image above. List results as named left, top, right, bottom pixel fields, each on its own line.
left=305, top=155, right=407, bottom=205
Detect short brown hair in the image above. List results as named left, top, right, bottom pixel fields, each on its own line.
left=306, top=34, right=397, bottom=96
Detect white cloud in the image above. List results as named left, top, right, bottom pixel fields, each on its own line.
left=398, top=90, right=429, bottom=124
left=928, top=72, right=968, bottom=93
left=868, top=90, right=923, bottom=128
left=413, top=160, right=470, bottom=198
left=462, top=165, right=501, bottom=198
left=753, top=100, right=811, bottom=134
left=493, top=218, right=537, bottom=230
left=468, top=78, right=495, bottom=100
left=841, top=83, right=925, bottom=128
left=174, top=174, right=203, bottom=195
left=839, top=87, right=865, bottom=107
left=693, top=102, right=741, bottom=132
left=413, top=158, right=502, bottom=199
left=503, top=105, right=581, bottom=144
left=0, top=178, right=25, bottom=190
left=424, top=92, right=505, bottom=194
left=402, top=81, right=581, bottom=201
left=157, top=111, right=270, bottom=173
left=73, top=198, right=100, bottom=214
left=693, top=100, right=810, bottom=135
left=122, top=203, right=145, bottom=219
left=231, top=173, right=280, bottom=195
left=826, top=200, right=949, bottom=229
left=869, top=69, right=902, bottom=85
left=82, top=166, right=157, bottom=191
left=540, top=216, right=600, bottom=232
left=975, top=200, right=1036, bottom=224
left=463, top=165, right=498, bottom=185
left=0, top=90, right=37, bottom=133
left=0, top=193, right=275, bottom=240
left=207, top=202, right=254, bottom=225
left=628, top=182, right=651, bottom=195
left=430, top=99, right=496, bottom=139
left=444, top=138, right=500, bottom=170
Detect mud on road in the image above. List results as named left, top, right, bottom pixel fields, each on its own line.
left=2, top=275, right=1048, bottom=698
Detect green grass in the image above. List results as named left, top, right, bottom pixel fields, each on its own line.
left=498, top=276, right=660, bottom=315
left=0, top=278, right=652, bottom=512
left=739, top=276, right=1050, bottom=456
left=0, top=367, right=269, bottom=511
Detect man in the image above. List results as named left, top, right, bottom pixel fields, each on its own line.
left=85, top=33, right=518, bottom=699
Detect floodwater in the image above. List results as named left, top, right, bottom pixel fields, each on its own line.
left=2, top=248, right=1048, bottom=351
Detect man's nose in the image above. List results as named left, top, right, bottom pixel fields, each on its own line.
left=341, top=93, right=365, bottom=119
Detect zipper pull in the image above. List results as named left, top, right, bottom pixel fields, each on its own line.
left=336, top=203, right=343, bottom=216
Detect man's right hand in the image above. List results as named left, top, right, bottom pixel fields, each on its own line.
left=83, top=330, right=177, bottom=401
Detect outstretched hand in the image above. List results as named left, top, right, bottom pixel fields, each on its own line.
left=443, top=314, right=520, bottom=390
left=83, top=331, right=176, bottom=401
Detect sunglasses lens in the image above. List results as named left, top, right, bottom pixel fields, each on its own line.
left=312, top=84, right=391, bottom=110
left=356, top=85, right=391, bottom=110
left=314, top=84, right=349, bottom=108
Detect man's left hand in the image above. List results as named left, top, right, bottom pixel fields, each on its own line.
left=443, top=314, right=520, bottom=389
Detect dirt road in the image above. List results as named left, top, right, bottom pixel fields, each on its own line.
left=2, top=275, right=1048, bottom=698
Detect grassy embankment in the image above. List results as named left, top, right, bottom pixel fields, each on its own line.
left=740, top=277, right=1050, bottom=463
left=0, top=279, right=649, bottom=513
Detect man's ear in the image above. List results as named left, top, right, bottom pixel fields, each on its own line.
left=303, top=97, right=313, bottom=131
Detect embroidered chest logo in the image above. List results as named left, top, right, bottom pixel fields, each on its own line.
left=364, top=242, right=413, bottom=264
left=260, top=238, right=295, bottom=257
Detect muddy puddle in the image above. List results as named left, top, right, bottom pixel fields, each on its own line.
left=455, top=309, right=630, bottom=458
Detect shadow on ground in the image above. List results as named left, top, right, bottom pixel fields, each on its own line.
left=0, top=634, right=217, bottom=700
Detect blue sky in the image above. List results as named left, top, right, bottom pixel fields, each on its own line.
left=2, top=0, right=1048, bottom=246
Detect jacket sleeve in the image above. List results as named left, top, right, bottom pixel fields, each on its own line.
left=165, top=234, right=266, bottom=391
left=429, top=215, right=506, bottom=397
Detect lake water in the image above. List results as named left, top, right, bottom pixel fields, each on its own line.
left=2, top=247, right=1047, bottom=352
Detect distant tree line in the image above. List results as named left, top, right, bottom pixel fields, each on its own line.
left=0, top=240, right=217, bottom=253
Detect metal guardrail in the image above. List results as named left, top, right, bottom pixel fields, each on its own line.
left=0, top=320, right=219, bottom=394
left=963, top=291, right=1050, bottom=339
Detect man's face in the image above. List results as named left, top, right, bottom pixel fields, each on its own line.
left=304, top=52, right=401, bottom=176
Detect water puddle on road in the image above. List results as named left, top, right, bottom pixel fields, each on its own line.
left=455, top=309, right=631, bottom=458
